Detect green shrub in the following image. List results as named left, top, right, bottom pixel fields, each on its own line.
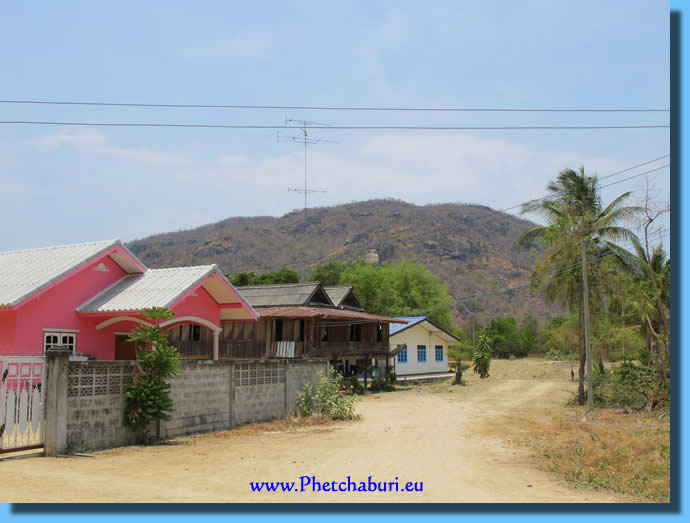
left=296, top=367, right=358, bottom=420
left=544, top=348, right=576, bottom=361
left=296, top=383, right=314, bottom=416
left=472, top=334, right=491, bottom=379
left=595, top=361, right=669, bottom=411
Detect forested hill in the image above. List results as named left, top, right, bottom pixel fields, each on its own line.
left=126, top=199, right=559, bottom=327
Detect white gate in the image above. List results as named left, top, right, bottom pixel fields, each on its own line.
left=0, top=356, right=45, bottom=453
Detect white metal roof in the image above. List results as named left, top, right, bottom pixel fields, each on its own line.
left=0, top=239, right=143, bottom=307
left=77, top=265, right=218, bottom=313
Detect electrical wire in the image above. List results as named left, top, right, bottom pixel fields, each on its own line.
left=0, top=120, right=670, bottom=130
left=0, top=99, right=670, bottom=112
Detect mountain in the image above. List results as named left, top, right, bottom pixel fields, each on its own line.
left=126, top=199, right=560, bottom=330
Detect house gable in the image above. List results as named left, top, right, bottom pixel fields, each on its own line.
left=0, top=240, right=146, bottom=309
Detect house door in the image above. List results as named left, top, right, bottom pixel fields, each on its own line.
left=115, top=334, right=137, bottom=360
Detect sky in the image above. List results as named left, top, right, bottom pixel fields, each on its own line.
left=0, top=0, right=670, bottom=251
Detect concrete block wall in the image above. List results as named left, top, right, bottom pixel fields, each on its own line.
left=161, top=360, right=233, bottom=438
left=66, top=393, right=136, bottom=451
left=65, top=361, right=137, bottom=451
left=61, top=358, right=327, bottom=451
left=233, top=382, right=285, bottom=426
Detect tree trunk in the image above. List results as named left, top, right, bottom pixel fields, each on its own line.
left=581, top=240, right=593, bottom=408
left=577, top=298, right=585, bottom=405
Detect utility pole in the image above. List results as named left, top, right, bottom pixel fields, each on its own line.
left=280, top=119, right=333, bottom=221
left=581, top=240, right=593, bottom=409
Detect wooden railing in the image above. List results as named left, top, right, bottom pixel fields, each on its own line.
left=220, top=340, right=266, bottom=360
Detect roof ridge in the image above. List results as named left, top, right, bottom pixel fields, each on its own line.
left=0, top=239, right=118, bottom=256
left=236, top=282, right=318, bottom=289
left=146, top=265, right=215, bottom=272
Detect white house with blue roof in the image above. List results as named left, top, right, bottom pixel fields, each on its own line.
left=388, top=316, right=460, bottom=377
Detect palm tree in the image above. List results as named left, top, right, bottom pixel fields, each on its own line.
left=625, top=237, right=670, bottom=362
left=520, top=167, right=642, bottom=407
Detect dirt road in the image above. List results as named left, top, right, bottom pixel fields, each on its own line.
left=1, top=359, right=630, bottom=503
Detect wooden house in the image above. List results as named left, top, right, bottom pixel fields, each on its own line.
left=168, top=282, right=405, bottom=376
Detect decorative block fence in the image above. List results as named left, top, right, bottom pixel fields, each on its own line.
left=43, top=348, right=327, bottom=454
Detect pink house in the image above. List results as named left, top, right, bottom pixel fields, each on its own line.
left=0, top=239, right=258, bottom=360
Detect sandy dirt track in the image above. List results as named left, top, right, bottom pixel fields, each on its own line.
left=1, top=359, right=631, bottom=503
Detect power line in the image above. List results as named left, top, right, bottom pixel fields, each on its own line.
left=0, top=120, right=670, bottom=130
left=0, top=99, right=670, bottom=112
left=255, top=154, right=671, bottom=273
left=600, top=164, right=670, bottom=188
left=475, top=155, right=671, bottom=217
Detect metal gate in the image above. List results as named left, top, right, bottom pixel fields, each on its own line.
left=0, top=356, right=45, bottom=453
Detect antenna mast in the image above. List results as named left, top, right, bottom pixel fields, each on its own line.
left=280, top=118, right=334, bottom=220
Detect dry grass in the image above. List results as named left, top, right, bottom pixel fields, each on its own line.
left=509, top=408, right=670, bottom=502
left=184, top=416, right=342, bottom=441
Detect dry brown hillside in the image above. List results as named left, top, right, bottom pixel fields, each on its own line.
left=126, top=199, right=561, bottom=328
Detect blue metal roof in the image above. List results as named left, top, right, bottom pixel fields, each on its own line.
left=389, top=316, right=426, bottom=336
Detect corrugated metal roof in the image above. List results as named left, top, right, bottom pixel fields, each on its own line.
left=323, top=286, right=351, bottom=306
left=0, top=239, right=127, bottom=307
left=256, top=306, right=408, bottom=323
left=77, top=265, right=215, bottom=313
left=389, top=316, right=426, bottom=336
left=389, top=316, right=461, bottom=342
left=236, top=282, right=332, bottom=307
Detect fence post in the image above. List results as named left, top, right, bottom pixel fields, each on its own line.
left=229, top=362, right=235, bottom=430
left=44, top=347, right=71, bottom=457
left=284, top=359, right=289, bottom=417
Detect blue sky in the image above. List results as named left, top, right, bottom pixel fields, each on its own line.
left=0, top=0, right=670, bottom=250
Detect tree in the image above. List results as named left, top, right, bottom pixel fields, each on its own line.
left=339, top=258, right=459, bottom=335
left=310, top=261, right=348, bottom=286
left=227, top=268, right=301, bottom=286
left=521, top=166, right=642, bottom=407
left=228, top=271, right=257, bottom=286
left=479, top=317, right=529, bottom=358
left=254, top=268, right=300, bottom=285
left=124, top=308, right=182, bottom=443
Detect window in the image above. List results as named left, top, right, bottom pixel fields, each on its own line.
left=189, top=324, right=201, bottom=342
left=320, top=327, right=328, bottom=342
left=435, top=346, right=444, bottom=362
left=417, top=345, right=427, bottom=363
left=397, top=347, right=407, bottom=363
left=275, top=319, right=284, bottom=342
left=299, top=320, right=305, bottom=342
left=43, top=330, right=77, bottom=354
left=376, top=324, right=383, bottom=343
left=348, top=323, right=361, bottom=342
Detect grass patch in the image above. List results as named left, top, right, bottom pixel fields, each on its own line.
left=514, top=408, right=670, bottom=502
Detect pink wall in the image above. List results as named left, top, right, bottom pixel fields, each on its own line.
left=0, top=310, right=16, bottom=352
left=10, top=254, right=128, bottom=357
left=169, top=283, right=221, bottom=328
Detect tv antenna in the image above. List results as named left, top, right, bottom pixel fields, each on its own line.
left=278, top=118, right=335, bottom=220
